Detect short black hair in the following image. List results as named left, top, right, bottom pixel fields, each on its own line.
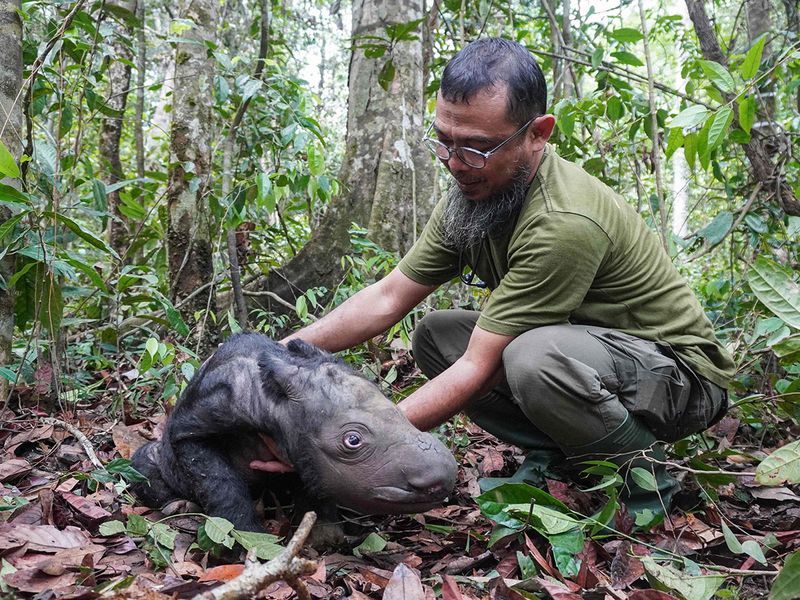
left=440, top=37, right=547, bottom=126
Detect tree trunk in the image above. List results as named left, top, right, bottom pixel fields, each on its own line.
left=167, top=0, right=217, bottom=351
left=0, top=0, right=22, bottom=401
left=253, top=0, right=434, bottom=320
left=100, top=0, right=136, bottom=257
left=684, top=0, right=800, bottom=216
left=135, top=0, right=146, bottom=179
left=746, top=0, right=776, bottom=138
left=784, top=0, right=800, bottom=113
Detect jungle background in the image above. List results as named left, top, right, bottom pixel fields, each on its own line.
left=0, top=0, right=799, bottom=598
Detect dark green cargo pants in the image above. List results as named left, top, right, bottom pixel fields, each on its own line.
left=412, top=310, right=728, bottom=511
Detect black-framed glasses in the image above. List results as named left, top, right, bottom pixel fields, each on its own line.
left=458, top=244, right=487, bottom=289
left=423, top=118, right=534, bottom=169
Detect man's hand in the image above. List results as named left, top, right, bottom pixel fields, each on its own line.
left=250, top=433, right=295, bottom=473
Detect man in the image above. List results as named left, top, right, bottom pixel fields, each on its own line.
left=258, top=37, right=735, bottom=514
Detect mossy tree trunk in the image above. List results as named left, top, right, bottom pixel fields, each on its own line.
left=167, top=0, right=217, bottom=352
left=254, top=0, right=434, bottom=319
left=100, top=0, right=136, bottom=258
left=0, top=0, right=22, bottom=400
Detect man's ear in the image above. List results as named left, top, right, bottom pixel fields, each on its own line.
left=529, top=114, right=556, bottom=150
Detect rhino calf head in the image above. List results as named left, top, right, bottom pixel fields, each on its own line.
left=267, top=354, right=458, bottom=514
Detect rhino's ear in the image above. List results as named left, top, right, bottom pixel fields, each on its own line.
left=264, top=360, right=303, bottom=402
left=286, top=338, right=328, bottom=360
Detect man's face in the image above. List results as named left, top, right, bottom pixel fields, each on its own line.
left=431, top=86, right=538, bottom=202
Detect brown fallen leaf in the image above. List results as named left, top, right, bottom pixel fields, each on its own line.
left=0, top=524, right=89, bottom=552
left=3, top=569, right=77, bottom=594
left=0, top=457, right=32, bottom=482
left=441, top=574, right=463, bottom=600
left=382, top=563, right=424, bottom=599
left=112, top=422, right=151, bottom=459
left=750, top=486, right=800, bottom=502
left=198, top=563, right=245, bottom=582
left=60, top=491, right=112, bottom=521
left=4, top=424, right=54, bottom=453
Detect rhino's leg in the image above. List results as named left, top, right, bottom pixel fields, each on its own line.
left=130, top=442, right=183, bottom=508
left=172, top=438, right=264, bottom=532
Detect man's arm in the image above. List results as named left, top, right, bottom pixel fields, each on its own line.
left=398, top=325, right=514, bottom=432
left=283, top=267, right=438, bottom=353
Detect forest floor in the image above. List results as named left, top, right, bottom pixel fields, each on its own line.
left=1, top=359, right=799, bottom=600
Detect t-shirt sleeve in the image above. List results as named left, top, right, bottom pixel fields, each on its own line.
left=477, top=212, right=611, bottom=336
left=398, top=197, right=461, bottom=286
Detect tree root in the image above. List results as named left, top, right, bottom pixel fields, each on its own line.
left=191, top=512, right=319, bottom=600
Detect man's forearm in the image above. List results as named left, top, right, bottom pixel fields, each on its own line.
left=283, top=284, right=403, bottom=352
left=282, top=268, right=437, bottom=353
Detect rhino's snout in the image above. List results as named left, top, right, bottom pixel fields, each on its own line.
left=404, top=433, right=458, bottom=498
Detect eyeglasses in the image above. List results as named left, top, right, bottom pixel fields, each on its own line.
left=458, top=244, right=487, bottom=289
left=423, top=118, right=534, bottom=169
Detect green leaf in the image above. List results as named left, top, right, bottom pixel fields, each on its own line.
left=609, top=28, right=644, bottom=43
left=721, top=521, right=743, bottom=553
left=684, top=132, right=697, bottom=170
left=748, top=257, right=800, bottom=329
left=669, top=105, right=709, bottom=130
left=150, top=522, right=177, bottom=549
left=697, top=211, right=733, bottom=245
left=755, top=440, right=800, bottom=485
left=145, top=337, right=159, bottom=358
left=378, top=59, right=395, bottom=91
left=642, top=557, right=725, bottom=600
left=517, top=551, right=537, bottom=579
left=0, top=141, right=20, bottom=179
left=353, top=532, right=387, bottom=557
left=630, top=467, right=659, bottom=492
left=203, top=516, right=235, bottom=544
left=295, top=295, right=308, bottom=320
left=99, top=520, right=126, bottom=536
left=307, top=143, right=324, bottom=176
left=706, top=107, right=733, bottom=153
left=771, top=335, right=800, bottom=363
left=231, top=530, right=284, bottom=560
left=741, top=540, right=767, bottom=565
left=770, top=551, right=800, bottom=600
left=610, top=51, right=644, bottom=67
left=665, top=127, right=684, bottom=159
left=0, top=213, right=24, bottom=242
left=738, top=95, right=756, bottom=134
left=699, top=60, right=735, bottom=94
left=549, top=529, right=584, bottom=578
left=606, top=96, right=623, bottom=120
left=126, top=514, right=150, bottom=536
left=591, top=47, right=604, bottom=68
left=740, top=35, right=767, bottom=80
left=43, top=211, right=120, bottom=261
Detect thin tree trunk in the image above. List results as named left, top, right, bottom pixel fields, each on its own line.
left=167, top=0, right=218, bottom=352
left=0, top=0, right=22, bottom=402
left=101, top=0, right=136, bottom=256
left=222, top=0, right=270, bottom=329
left=746, top=0, right=776, bottom=138
left=135, top=0, right=146, bottom=179
left=684, top=0, right=800, bottom=216
left=252, top=0, right=434, bottom=322
left=638, top=0, right=667, bottom=249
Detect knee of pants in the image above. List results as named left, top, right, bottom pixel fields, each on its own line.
left=412, top=310, right=477, bottom=379
left=502, top=325, right=619, bottom=415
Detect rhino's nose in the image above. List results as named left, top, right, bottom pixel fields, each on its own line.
left=407, top=469, right=450, bottom=496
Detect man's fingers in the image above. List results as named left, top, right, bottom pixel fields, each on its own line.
left=249, top=459, right=295, bottom=473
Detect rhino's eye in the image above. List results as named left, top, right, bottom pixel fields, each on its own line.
left=342, top=432, right=363, bottom=449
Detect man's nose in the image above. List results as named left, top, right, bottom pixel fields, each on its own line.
left=446, top=152, right=472, bottom=173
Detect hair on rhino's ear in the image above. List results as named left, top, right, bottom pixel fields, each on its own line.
left=286, top=338, right=329, bottom=360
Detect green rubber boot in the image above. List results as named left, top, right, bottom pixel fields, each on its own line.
left=478, top=449, right=565, bottom=493
left=566, top=414, right=679, bottom=517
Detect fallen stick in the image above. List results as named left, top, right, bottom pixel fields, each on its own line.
left=192, top=512, right=319, bottom=600
left=41, top=417, right=103, bottom=470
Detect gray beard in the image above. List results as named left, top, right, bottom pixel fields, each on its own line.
left=442, top=167, right=531, bottom=252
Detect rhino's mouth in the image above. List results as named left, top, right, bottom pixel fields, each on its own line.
left=370, top=485, right=450, bottom=506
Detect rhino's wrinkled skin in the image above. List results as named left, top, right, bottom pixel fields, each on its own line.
left=131, top=334, right=458, bottom=532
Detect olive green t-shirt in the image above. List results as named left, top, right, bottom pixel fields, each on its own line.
left=398, top=145, right=735, bottom=388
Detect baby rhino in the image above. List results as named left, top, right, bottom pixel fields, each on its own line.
left=131, top=333, right=457, bottom=532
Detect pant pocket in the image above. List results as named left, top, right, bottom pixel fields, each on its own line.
left=588, top=330, right=691, bottom=442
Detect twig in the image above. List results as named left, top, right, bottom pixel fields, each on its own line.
left=40, top=417, right=103, bottom=469
left=241, top=290, right=318, bottom=320
left=689, top=182, right=762, bottom=261
left=646, top=456, right=755, bottom=478
left=444, top=550, right=493, bottom=574
left=192, top=512, right=318, bottom=600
